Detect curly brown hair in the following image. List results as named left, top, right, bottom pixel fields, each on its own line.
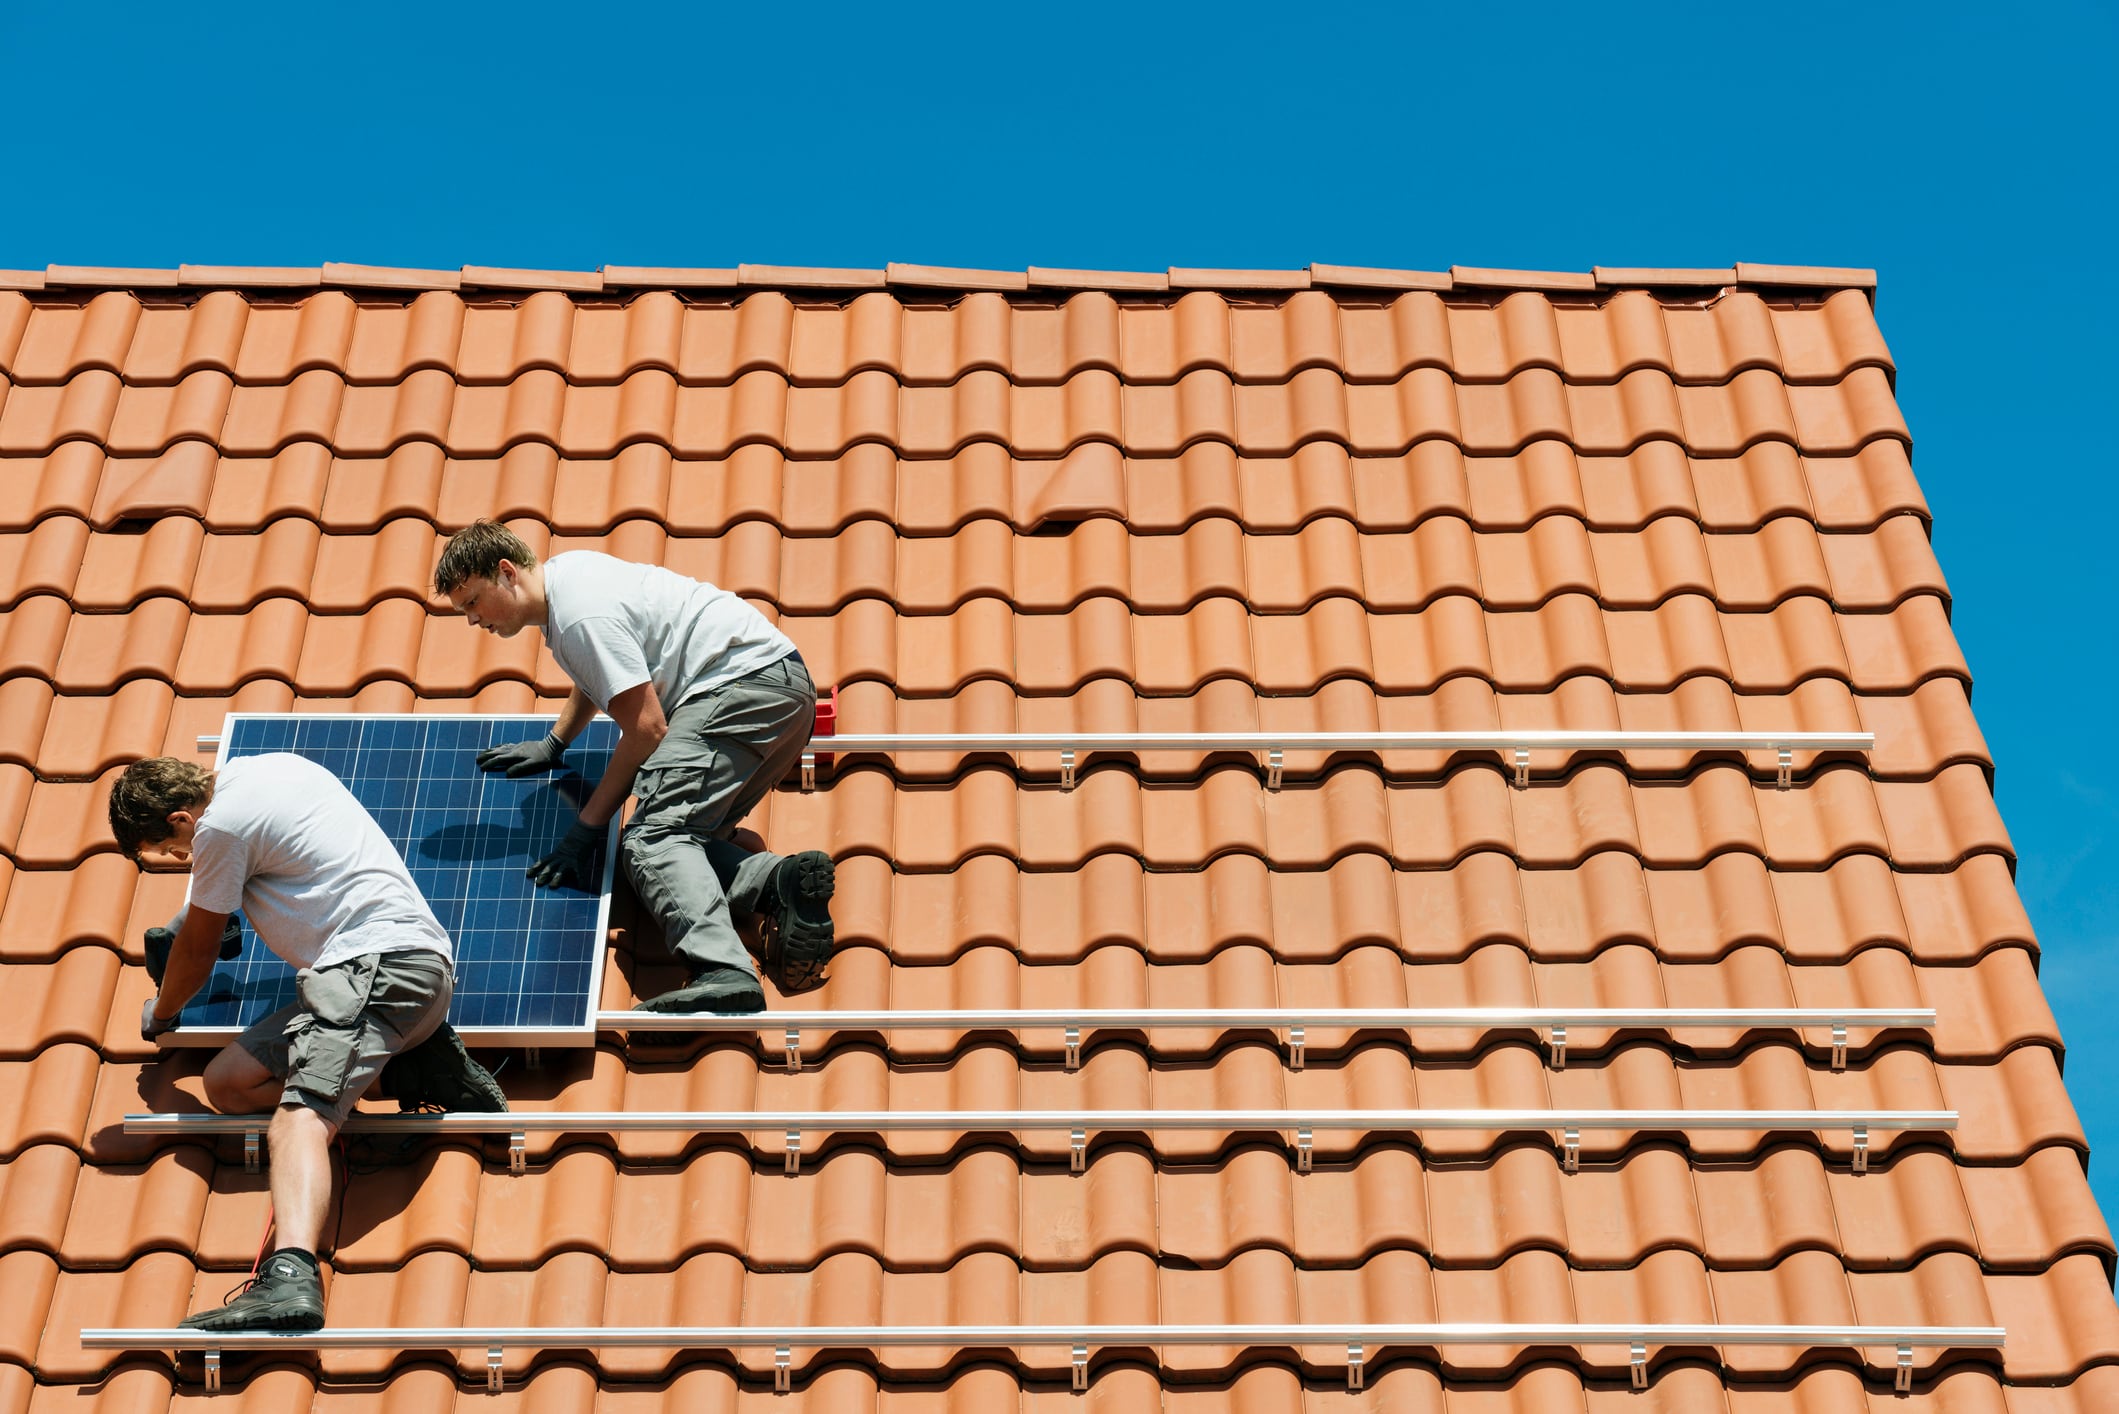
left=434, top=520, right=539, bottom=596
left=107, top=757, right=213, bottom=860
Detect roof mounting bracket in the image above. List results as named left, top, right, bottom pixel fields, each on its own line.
left=242, top=1129, right=262, bottom=1174
left=1776, top=746, right=1794, bottom=791
left=197, top=735, right=221, bottom=753
left=1064, top=1025, right=1081, bottom=1070
left=785, top=1129, right=803, bottom=1177
left=1563, top=1126, right=1581, bottom=1174
left=508, top=1131, right=526, bottom=1176
left=201, top=1348, right=221, bottom=1392
left=1346, top=1341, right=1365, bottom=1391
left=785, top=1027, right=802, bottom=1073
left=800, top=750, right=816, bottom=792
left=1831, top=1022, right=1848, bottom=1071
left=1297, top=1126, right=1314, bottom=1174
left=1852, top=1124, right=1869, bottom=1175
left=523, top=1047, right=541, bottom=1071
left=1287, top=1024, right=1305, bottom=1071
left=487, top=1345, right=505, bottom=1393
left=1513, top=747, right=1531, bottom=790
left=1072, top=1343, right=1089, bottom=1391
left=776, top=1343, right=793, bottom=1393
left=1630, top=1340, right=1648, bottom=1389
left=1060, top=748, right=1077, bottom=791
left=1549, top=1024, right=1568, bottom=1070
left=1266, top=746, right=1285, bottom=791
left=1070, top=1128, right=1087, bottom=1173
left=1896, top=1343, right=1914, bottom=1392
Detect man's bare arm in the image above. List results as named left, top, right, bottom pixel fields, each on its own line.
left=551, top=685, right=597, bottom=745
left=577, top=681, right=667, bottom=828
left=152, top=905, right=231, bottom=1022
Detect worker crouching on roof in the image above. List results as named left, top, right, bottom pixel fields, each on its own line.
left=108, top=754, right=508, bottom=1332
left=434, top=521, right=835, bottom=1015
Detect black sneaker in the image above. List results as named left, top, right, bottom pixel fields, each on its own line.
left=762, top=850, right=835, bottom=992
left=634, top=964, right=766, bottom=1014
left=381, top=1023, right=509, bottom=1112
left=181, top=1249, right=325, bottom=1331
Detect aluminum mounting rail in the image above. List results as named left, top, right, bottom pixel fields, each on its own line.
left=801, top=729, right=1876, bottom=790
left=81, top=1320, right=2005, bottom=1394
left=127, top=1107, right=1953, bottom=1177
left=601, top=1005, right=1936, bottom=1073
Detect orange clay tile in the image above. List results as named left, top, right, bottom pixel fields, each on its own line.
left=0, top=271, right=2104, bottom=1409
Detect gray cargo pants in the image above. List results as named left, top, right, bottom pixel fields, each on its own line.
left=622, top=653, right=816, bottom=977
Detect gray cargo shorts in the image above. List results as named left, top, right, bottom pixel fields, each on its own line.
left=236, top=948, right=453, bottom=1127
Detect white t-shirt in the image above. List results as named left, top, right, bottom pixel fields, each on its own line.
left=541, top=550, right=795, bottom=711
left=176, top=755, right=453, bottom=971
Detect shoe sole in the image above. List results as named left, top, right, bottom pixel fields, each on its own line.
left=767, top=850, right=836, bottom=991
left=391, top=1025, right=510, bottom=1113
left=180, top=1299, right=325, bottom=1332
left=634, top=980, right=766, bottom=1014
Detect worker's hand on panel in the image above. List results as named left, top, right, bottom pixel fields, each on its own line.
left=475, top=733, right=567, bottom=778
left=527, top=818, right=602, bottom=890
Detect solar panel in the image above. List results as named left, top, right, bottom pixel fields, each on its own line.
left=163, top=714, right=619, bottom=1047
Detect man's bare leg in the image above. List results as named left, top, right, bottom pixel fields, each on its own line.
left=201, top=1045, right=337, bottom=1252
left=183, top=1044, right=333, bottom=1329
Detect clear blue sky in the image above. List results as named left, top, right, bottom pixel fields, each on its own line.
left=5, top=3, right=2115, bottom=1213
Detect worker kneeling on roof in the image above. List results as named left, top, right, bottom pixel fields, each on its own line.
left=108, top=753, right=508, bottom=1332
left=435, top=520, right=835, bottom=1015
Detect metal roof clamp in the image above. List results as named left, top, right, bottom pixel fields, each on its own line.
left=202, top=1347, right=222, bottom=1393
left=1832, top=1021, right=1849, bottom=1071
left=1346, top=1341, right=1365, bottom=1391
left=1896, top=1343, right=1914, bottom=1393
left=1563, top=1126, right=1581, bottom=1174
left=1064, top=1025, right=1082, bottom=1071
left=1070, top=1128, right=1087, bottom=1173
left=1266, top=746, right=1285, bottom=791
left=508, top=1131, right=527, bottom=1176
left=487, top=1345, right=505, bottom=1393
left=1072, top=1343, right=1089, bottom=1391
left=800, top=750, right=816, bottom=792
left=1852, top=1123, right=1869, bottom=1176
left=1513, top=747, right=1531, bottom=790
left=197, top=735, right=221, bottom=753
left=776, top=1344, right=793, bottom=1393
left=1060, top=747, right=1077, bottom=792
left=242, top=1128, right=262, bottom=1174
left=1549, top=1024, right=1568, bottom=1070
left=1777, top=746, right=1794, bottom=791
left=784, top=1026, right=802, bottom=1073
left=1630, top=1340, right=1648, bottom=1389
left=1287, top=1024, right=1306, bottom=1071
left=1296, top=1126, right=1314, bottom=1174
left=785, top=1129, right=803, bottom=1177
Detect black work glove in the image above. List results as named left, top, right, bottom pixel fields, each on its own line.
left=476, top=732, right=567, bottom=778
left=528, top=819, right=601, bottom=891
left=143, top=913, right=245, bottom=985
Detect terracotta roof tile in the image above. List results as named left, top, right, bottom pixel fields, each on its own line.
left=175, top=265, right=321, bottom=288
left=0, top=272, right=2104, bottom=1406
left=319, top=262, right=462, bottom=292
left=458, top=265, right=604, bottom=293
left=737, top=264, right=887, bottom=289
left=1736, top=261, right=1879, bottom=290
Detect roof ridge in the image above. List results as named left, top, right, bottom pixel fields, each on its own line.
left=0, top=261, right=1878, bottom=297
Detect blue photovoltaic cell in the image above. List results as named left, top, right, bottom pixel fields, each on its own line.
left=175, top=715, right=618, bottom=1037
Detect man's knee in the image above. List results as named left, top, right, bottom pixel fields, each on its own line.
left=270, top=1099, right=339, bottom=1147
left=203, top=1045, right=278, bottom=1114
